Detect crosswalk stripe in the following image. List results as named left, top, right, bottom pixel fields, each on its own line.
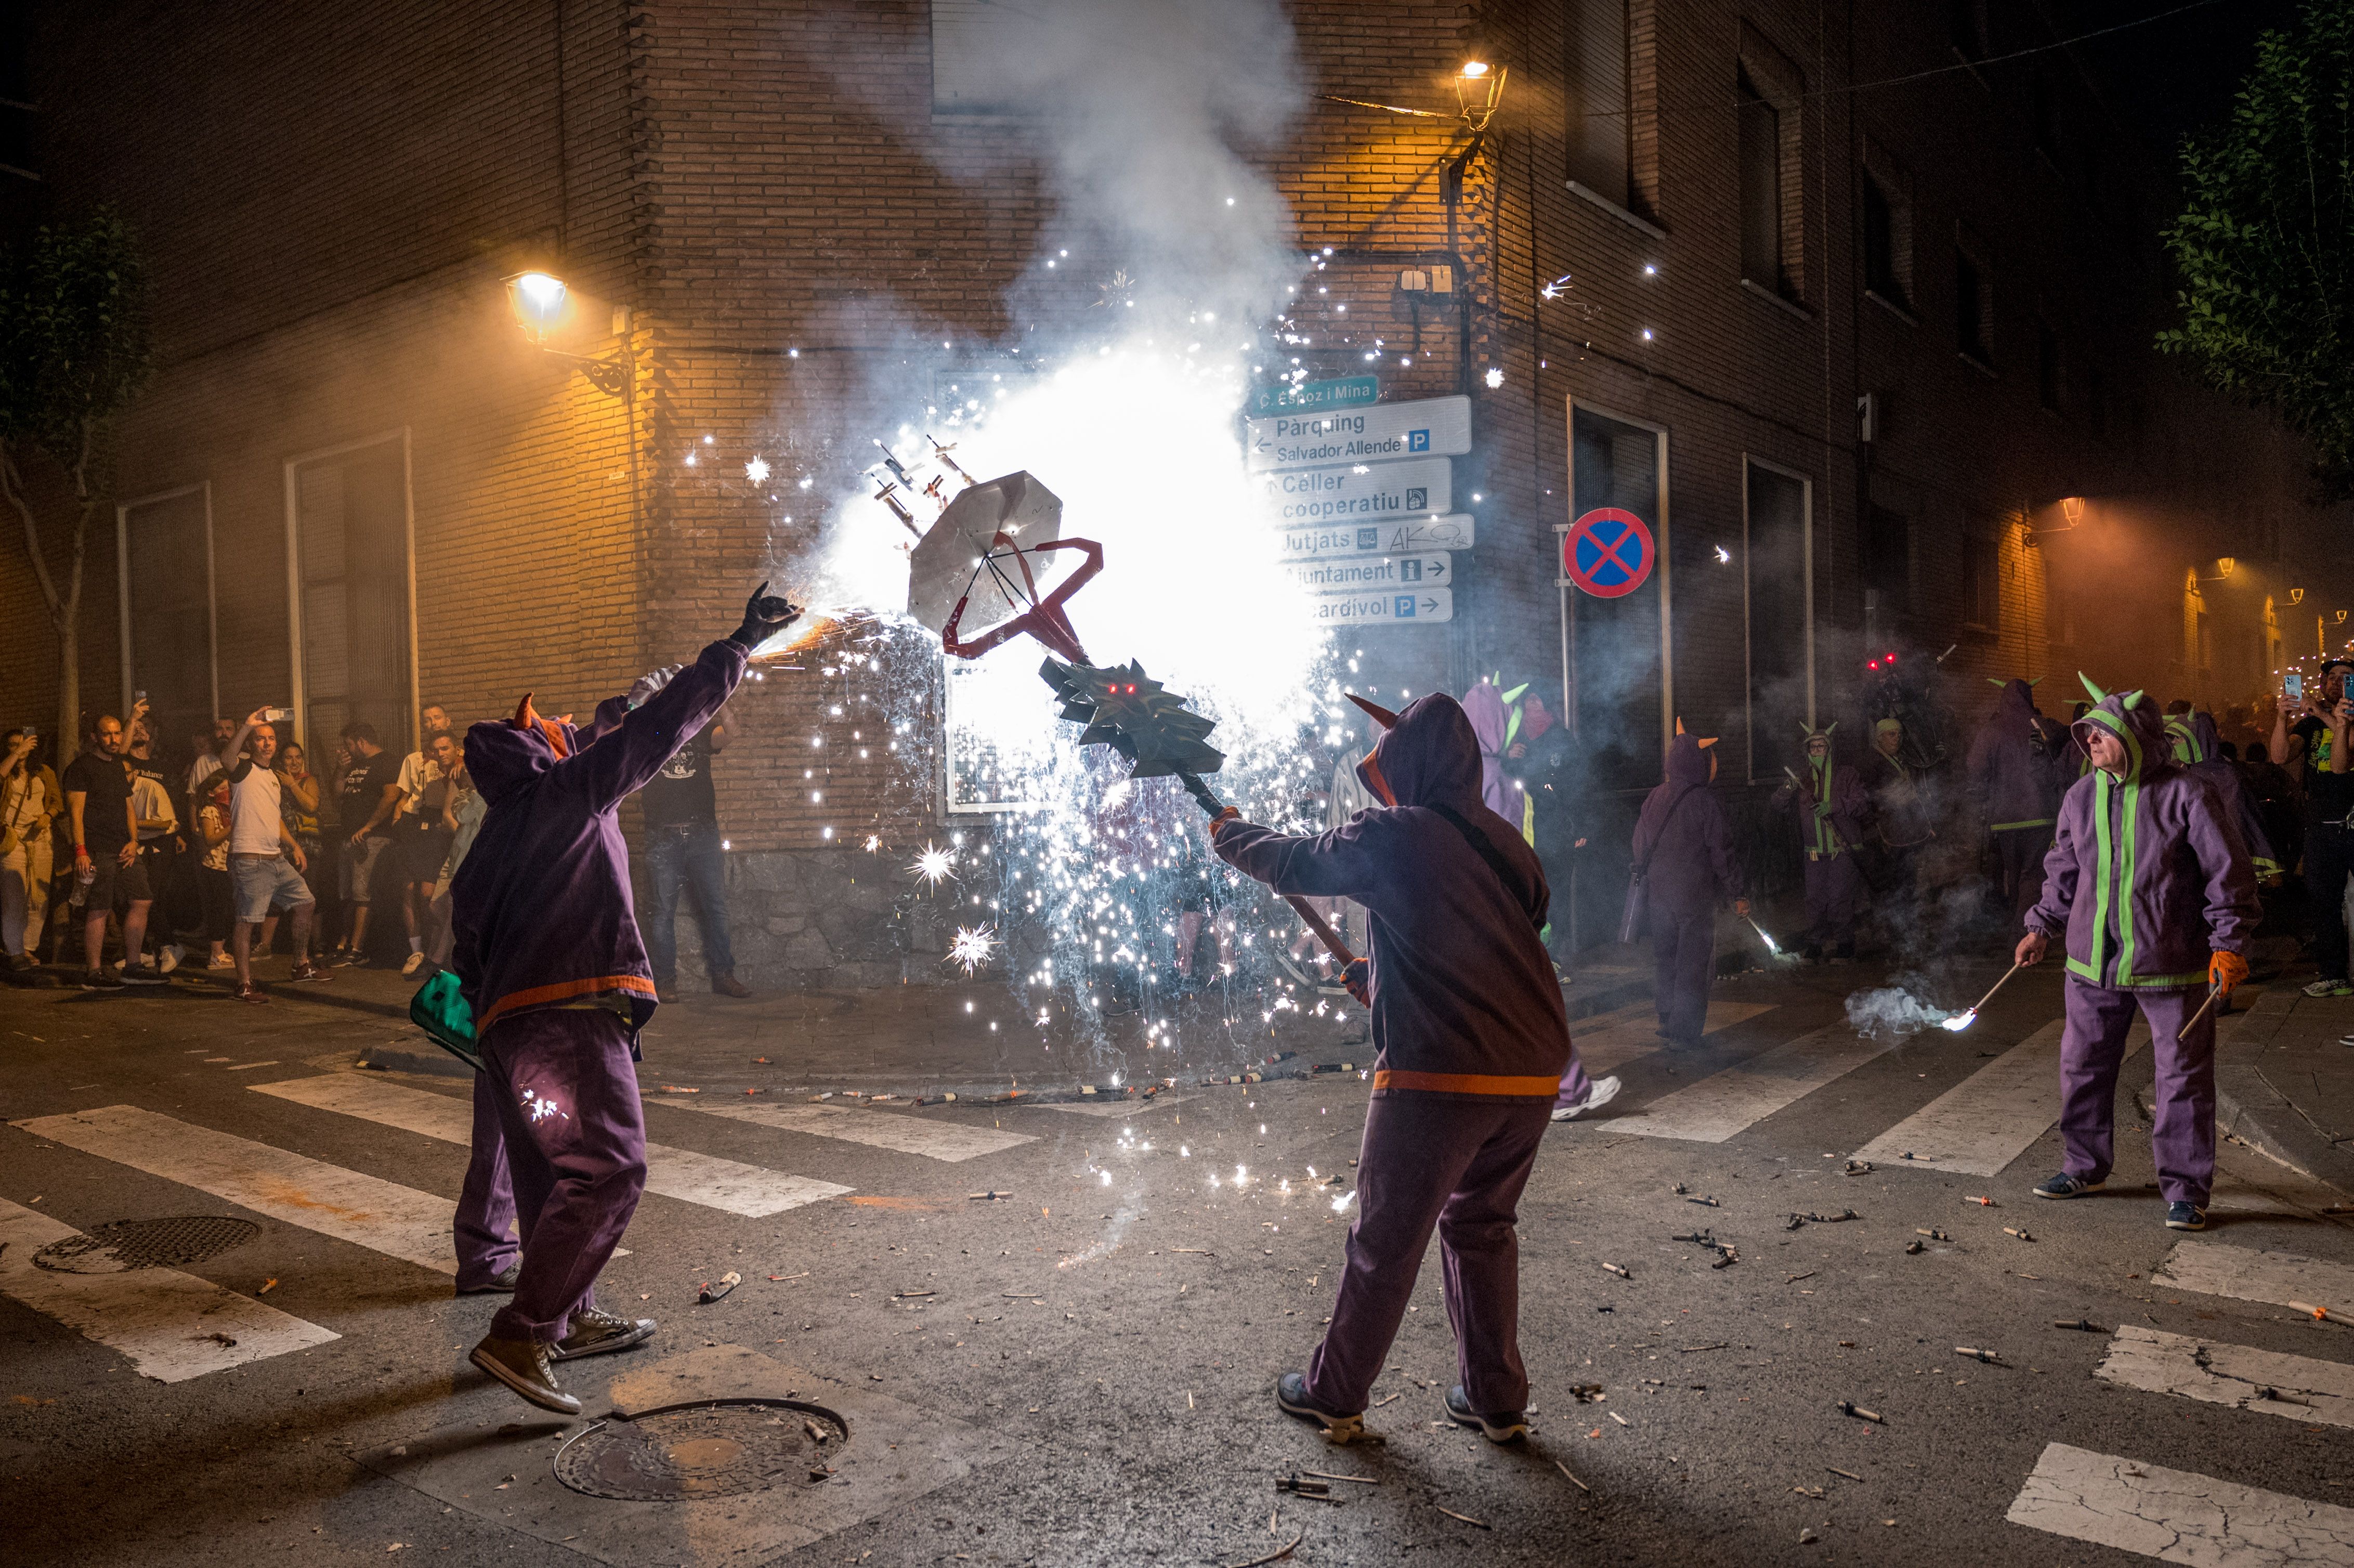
left=668, top=1101, right=1035, bottom=1163
left=2094, top=1324, right=2354, bottom=1429
left=14, top=1106, right=459, bottom=1275
left=1574, top=1001, right=1777, bottom=1075
left=0, top=1196, right=338, bottom=1382
left=2006, top=1441, right=2354, bottom=1563
left=1604, top=1026, right=1885, bottom=1143
left=2156, top=1239, right=2354, bottom=1316
left=251, top=1076, right=849, bottom=1218
left=1851, top=1017, right=2151, bottom=1176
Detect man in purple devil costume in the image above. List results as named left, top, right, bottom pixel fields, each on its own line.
left=1624, top=725, right=1745, bottom=1051
left=2167, top=710, right=2282, bottom=881
left=452, top=582, right=800, bottom=1413
left=1772, top=723, right=1872, bottom=962
left=2018, top=676, right=2257, bottom=1233
left=1968, top=677, right=2071, bottom=920
left=1209, top=692, right=1567, bottom=1446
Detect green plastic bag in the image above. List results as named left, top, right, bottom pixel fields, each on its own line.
left=409, top=969, right=483, bottom=1073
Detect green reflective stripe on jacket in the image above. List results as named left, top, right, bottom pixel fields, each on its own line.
left=1991, top=818, right=2054, bottom=832
left=2080, top=709, right=2181, bottom=988
left=1809, top=757, right=1837, bottom=855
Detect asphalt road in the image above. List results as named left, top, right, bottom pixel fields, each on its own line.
left=4, top=960, right=2351, bottom=1568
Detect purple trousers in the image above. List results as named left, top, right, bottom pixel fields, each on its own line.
left=480, top=1008, right=648, bottom=1342
left=1994, top=827, right=2055, bottom=921
left=1306, top=1093, right=1550, bottom=1415
left=453, top=1068, right=519, bottom=1290
left=1803, top=854, right=1867, bottom=949
left=1649, top=904, right=1714, bottom=1042
left=2060, top=977, right=2215, bottom=1207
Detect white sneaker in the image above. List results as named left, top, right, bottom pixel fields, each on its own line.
left=206, top=952, right=235, bottom=970
left=157, top=945, right=182, bottom=975
left=400, top=951, right=425, bottom=976
left=1550, top=1075, right=1622, bottom=1122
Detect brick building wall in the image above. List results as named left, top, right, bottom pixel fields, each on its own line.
left=7, top=0, right=2347, bottom=981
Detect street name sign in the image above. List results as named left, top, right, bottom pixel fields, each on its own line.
left=1308, top=587, right=1454, bottom=625
left=1246, top=395, right=1473, bottom=472
left=1248, top=375, right=1379, bottom=417
left=1276, top=513, right=1475, bottom=561
left=1284, top=554, right=1450, bottom=593
left=1259, top=456, right=1451, bottom=524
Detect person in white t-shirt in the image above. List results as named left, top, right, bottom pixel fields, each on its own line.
left=215, top=711, right=329, bottom=1003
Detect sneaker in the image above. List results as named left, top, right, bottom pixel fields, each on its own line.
left=1274, top=1371, right=1364, bottom=1443
left=2166, top=1201, right=2208, bottom=1232
left=5, top=953, right=35, bottom=974
left=456, top=1261, right=522, bottom=1296
left=400, top=951, right=425, bottom=977
left=119, top=963, right=166, bottom=986
left=2304, top=978, right=2352, bottom=998
left=551, top=1306, right=657, bottom=1362
left=80, top=967, right=125, bottom=991
left=233, top=983, right=270, bottom=1005
left=206, top=952, right=235, bottom=970
left=288, top=960, right=331, bottom=984
left=711, top=973, right=753, bottom=999
left=467, top=1334, right=581, bottom=1416
left=1444, top=1383, right=1529, bottom=1444
left=327, top=948, right=360, bottom=968
left=1551, top=1075, right=1623, bottom=1122
left=158, top=945, right=182, bottom=975
left=2033, top=1172, right=2104, bottom=1199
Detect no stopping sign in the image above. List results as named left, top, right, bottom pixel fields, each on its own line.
left=1561, top=508, right=1655, bottom=598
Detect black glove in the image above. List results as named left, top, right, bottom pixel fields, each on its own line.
left=728, top=580, right=803, bottom=651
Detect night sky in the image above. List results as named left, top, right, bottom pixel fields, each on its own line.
left=2051, top=0, right=2304, bottom=154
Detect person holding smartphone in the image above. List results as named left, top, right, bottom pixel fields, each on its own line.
left=2300, top=691, right=2354, bottom=999
left=1, top=726, right=55, bottom=973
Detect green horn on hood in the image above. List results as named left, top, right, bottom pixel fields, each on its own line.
left=2028, top=676, right=2043, bottom=686
left=2123, top=690, right=2146, bottom=710
left=1987, top=677, right=2006, bottom=688
left=2080, top=672, right=2108, bottom=702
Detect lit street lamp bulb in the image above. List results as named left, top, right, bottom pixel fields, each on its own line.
left=510, top=271, right=567, bottom=337
left=1460, top=59, right=1492, bottom=78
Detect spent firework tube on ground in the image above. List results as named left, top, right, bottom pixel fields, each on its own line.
left=883, top=462, right=1367, bottom=996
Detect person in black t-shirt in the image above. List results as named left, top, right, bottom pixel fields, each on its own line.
left=636, top=704, right=750, bottom=999
left=329, top=722, right=402, bottom=964
left=2299, top=694, right=2354, bottom=999
left=63, top=713, right=162, bottom=989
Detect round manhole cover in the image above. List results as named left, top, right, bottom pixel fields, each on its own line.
left=32, top=1216, right=262, bottom=1274
left=554, top=1400, right=849, bottom=1502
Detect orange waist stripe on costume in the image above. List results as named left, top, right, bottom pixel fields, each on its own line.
left=478, top=974, right=656, bottom=1033
left=1372, top=1069, right=1563, bottom=1096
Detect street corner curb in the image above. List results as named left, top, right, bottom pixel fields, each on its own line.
left=2214, top=1067, right=2354, bottom=1201
left=354, top=1040, right=475, bottom=1080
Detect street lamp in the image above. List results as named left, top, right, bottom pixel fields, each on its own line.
left=504, top=270, right=631, bottom=398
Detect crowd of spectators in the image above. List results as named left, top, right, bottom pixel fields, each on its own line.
left=0, top=698, right=487, bottom=1000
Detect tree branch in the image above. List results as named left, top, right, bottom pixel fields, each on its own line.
left=0, top=439, right=67, bottom=629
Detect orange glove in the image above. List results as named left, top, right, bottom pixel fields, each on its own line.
left=1342, top=958, right=1371, bottom=1007
left=1209, top=806, right=1241, bottom=837
left=2209, top=950, right=2248, bottom=996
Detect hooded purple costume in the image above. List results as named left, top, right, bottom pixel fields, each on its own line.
left=1968, top=678, right=2070, bottom=918
left=2025, top=685, right=2258, bottom=1208
left=2167, top=711, right=2281, bottom=877
left=1212, top=694, right=1568, bottom=1418
left=450, top=635, right=748, bottom=1344
left=1774, top=727, right=1872, bottom=959
left=1631, top=733, right=1741, bottom=1042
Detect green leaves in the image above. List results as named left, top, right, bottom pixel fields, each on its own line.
left=2160, top=2, right=2354, bottom=496
left=0, top=207, right=153, bottom=460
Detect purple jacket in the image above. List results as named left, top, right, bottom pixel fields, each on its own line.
left=2026, top=690, right=2258, bottom=990
left=1968, top=678, right=2068, bottom=830
left=2168, top=711, right=2280, bottom=874
left=1634, top=735, right=1740, bottom=913
left=452, top=637, right=748, bottom=1037
left=1776, top=755, right=1871, bottom=856
left=1213, top=694, right=1568, bottom=1104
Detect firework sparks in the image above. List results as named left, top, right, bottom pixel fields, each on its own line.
left=909, top=841, right=957, bottom=886
left=948, top=924, right=999, bottom=974
left=862, top=833, right=882, bottom=853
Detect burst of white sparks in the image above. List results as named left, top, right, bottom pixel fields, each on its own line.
left=863, top=834, right=882, bottom=853
left=947, top=924, right=999, bottom=975
left=909, top=841, right=957, bottom=886
left=745, top=456, right=771, bottom=485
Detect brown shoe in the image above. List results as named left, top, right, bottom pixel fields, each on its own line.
left=468, top=1333, right=580, bottom=1415
left=551, top=1305, right=657, bottom=1362
left=289, top=960, right=331, bottom=983
left=233, top=982, right=271, bottom=1005
left=711, top=972, right=752, bottom=999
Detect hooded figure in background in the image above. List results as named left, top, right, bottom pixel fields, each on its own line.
left=1772, top=722, right=1872, bottom=962
left=1625, top=727, right=1745, bottom=1050
left=1212, top=692, right=1569, bottom=1446
left=1968, top=677, right=2071, bottom=920
left=1859, top=716, right=1936, bottom=916
left=2168, top=711, right=2282, bottom=881
left=2018, top=678, right=2258, bottom=1232
left=449, top=582, right=799, bottom=1415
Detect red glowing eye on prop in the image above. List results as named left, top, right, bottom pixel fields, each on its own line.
left=1867, top=660, right=1880, bottom=670
left=1886, top=651, right=1898, bottom=662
